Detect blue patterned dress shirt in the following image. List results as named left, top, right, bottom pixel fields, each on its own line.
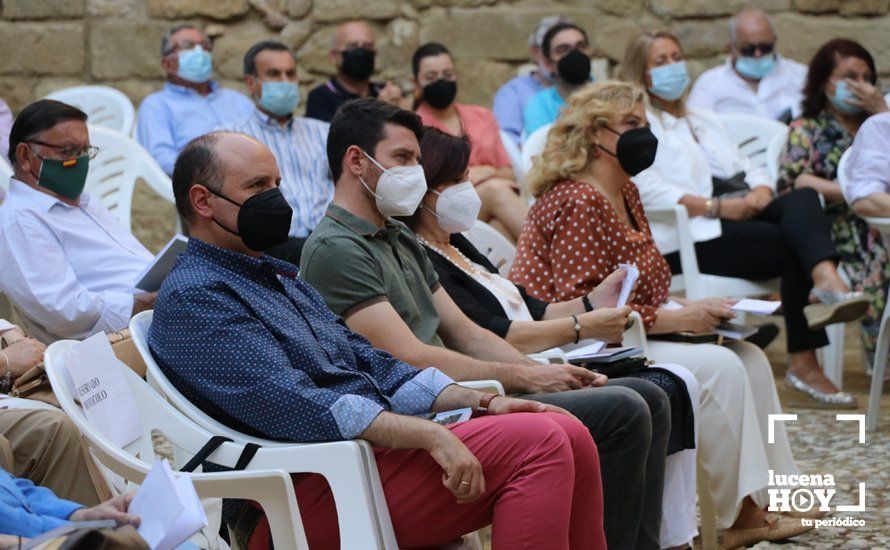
left=148, top=238, right=453, bottom=442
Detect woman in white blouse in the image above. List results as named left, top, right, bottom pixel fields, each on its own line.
left=619, top=30, right=868, bottom=408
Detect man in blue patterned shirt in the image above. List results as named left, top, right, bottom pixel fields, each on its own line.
left=147, top=131, right=607, bottom=549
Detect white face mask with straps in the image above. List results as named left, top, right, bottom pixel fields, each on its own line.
left=360, top=150, right=428, bottom=217
left=425, top=181, right=481, bottom=233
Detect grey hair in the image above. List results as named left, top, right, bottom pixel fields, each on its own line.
left=529, top=15, right=569, bottom=48
left=161, top=24, right=200, bottom=56
left=728, top=10, right=775, bottom=44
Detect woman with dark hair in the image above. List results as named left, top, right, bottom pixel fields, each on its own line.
left=406, top=126, right=701, bottom=550
left=778, top=38, right=890, bottom=371
left=410, top=42, right=529, bottom=242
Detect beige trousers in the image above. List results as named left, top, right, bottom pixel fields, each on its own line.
left=647, top=340, right=799, bottom=528
left=0, top=408, right=111, bottom=506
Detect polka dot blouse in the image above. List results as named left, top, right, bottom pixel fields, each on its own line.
left=509, top=180, right=672, bottom=328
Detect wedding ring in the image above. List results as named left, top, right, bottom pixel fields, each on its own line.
left=459, top=481, right=470, bottom=486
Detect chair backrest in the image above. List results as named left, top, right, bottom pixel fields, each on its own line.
left=462, top=220, right=517, bottom=277
left=499, top=129, right=524, bottom=183
left=45, top=86, right=136, bottom=136
left=765, top=127, right=789, bottom=186
left=0, top=156, right=11, bottom=197
left=130, top=311, right=291, bottom=447
left=44, top=339, right=253, bottom=485
left=86, top=125, right=175, bottom=231
left=718, top=113, right=788, bottom=176
left=521, top=123, right=552, bottom=176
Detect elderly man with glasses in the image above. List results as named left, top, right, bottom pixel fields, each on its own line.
left=0, top=100, right=155, bottom=343
left=136, top=24, right=253, bottom=175
left=687, top=8, right=807, bottom=122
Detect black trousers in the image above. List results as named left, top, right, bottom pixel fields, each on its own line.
left=522, top=378, right=669, bottom=549
left=665, top=188, right=839, bottom=353
left=265, top=236, right=308, bottom=266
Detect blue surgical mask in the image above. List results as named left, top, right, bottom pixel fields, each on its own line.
left=258, top=81, right=300, bottom=116
left=830, top=80, right=864, bottom=115
left=735, top=54, right=775, bottom=80
left=177, top=46, right=213, bottom=83
left=648, top=61, right=690, bottom=101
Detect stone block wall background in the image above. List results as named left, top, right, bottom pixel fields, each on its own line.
left=0, top=0, right=888, bottom=114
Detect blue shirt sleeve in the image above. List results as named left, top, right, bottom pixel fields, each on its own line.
left=136, top=94, right=179, bottom=176
left=0, top=473, right=82, bottom=538
left=493, top=81, right=523, bottom=147
left=150, top=283, right=385, bottom=441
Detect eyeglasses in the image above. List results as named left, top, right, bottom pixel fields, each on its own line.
left=551, top=41, right=590, bottom=58
left=28, top=140, right=100, bottom=160
left=737, top=42, right=774, bottom=57
left=164, top=38, right=213, bottom=56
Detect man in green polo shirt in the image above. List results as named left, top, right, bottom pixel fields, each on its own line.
left=300, top=97, right=670, bottom=550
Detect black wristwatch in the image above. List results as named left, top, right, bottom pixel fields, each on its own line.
left=582, top=295, right=594, bottom=313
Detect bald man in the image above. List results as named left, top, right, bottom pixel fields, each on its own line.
left=304, top=20, right=402, bottom=122
left=687, top=8, right=806, bottom=121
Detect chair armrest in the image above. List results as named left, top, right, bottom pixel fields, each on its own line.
left=457, top=380, right=506, bottom=396
left=528, top=348, right=568, bottom=364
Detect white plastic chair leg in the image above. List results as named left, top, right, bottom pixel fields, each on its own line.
left=820, top=323, right=846, bottom=389
left=866, top=297, right=890, bottom=433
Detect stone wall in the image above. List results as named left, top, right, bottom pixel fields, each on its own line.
left=0, top=0, right=888, bottom=114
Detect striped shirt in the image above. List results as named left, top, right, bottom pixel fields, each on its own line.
left=224, top=108, right=334, bottom=238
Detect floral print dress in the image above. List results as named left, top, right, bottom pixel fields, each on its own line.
left=777, top=111, right=890, bottom=360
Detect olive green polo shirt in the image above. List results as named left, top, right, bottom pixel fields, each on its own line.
left=300, top=204, right=445, bottom=347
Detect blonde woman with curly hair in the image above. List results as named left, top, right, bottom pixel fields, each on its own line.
left=620, top=30, right=868, bottom=409
left=510, top=81, right=813, bottom=549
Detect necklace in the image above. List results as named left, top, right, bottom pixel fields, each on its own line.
left=417, top=235, right=525, bottom=308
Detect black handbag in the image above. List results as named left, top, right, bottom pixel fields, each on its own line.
left=712, top=171, right=750, bottom=198
left=584, top=356, right=650, bottom=377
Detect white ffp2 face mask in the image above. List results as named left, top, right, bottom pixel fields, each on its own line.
left=360, top=151, right=427, bottom=217
left=428, top=181, right=481, bottom=233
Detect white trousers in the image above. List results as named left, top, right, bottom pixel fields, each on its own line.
left=652, top=363, right=701, bottom=548
left=647, top=340, right=799, bottom=528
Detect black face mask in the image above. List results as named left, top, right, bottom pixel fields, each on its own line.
left=599, top=126, right=659, bottom=176
left=556, top=49, right=592, bottom=85
left=340, top=48, right=376, bottom=80
left=422, top=79, right=458, bottom=110
left=209, top=187, right=293, bottom=252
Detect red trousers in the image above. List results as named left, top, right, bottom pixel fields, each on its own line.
left=249, top=412, right=605, bottom=549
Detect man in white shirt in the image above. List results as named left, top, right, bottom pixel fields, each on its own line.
left=846, top=112, right=890, bottom=217
left=0, top=100, right=155, bottom=343
left=687, top=9, right=807, bottom=121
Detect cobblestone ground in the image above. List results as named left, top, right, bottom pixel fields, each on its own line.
left=134, top=184, right=890, bottom=549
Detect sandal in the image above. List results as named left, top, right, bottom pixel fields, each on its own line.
left=804, top=290, right=869, bottom=330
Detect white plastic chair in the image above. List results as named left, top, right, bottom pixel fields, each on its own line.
left=499, top=129, right=525, bottom=183
left=765, top=127, right=790, bottom=186
left=718, top=113, right=789, bottom=178
left=44, top=339, right=308, bottom=549
left=520, top=123, right=552, bottom=176
left=86, top=125, right=177, bottom=232
left=130, top=311, right=489, bottom=550
left=45, top=85, right=136, bottom=136
left=462, top=220, right=517, bottom=277
left=0, top=156, right=12, bottom=197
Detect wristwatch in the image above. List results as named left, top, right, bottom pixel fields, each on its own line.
left=582, top=295, right=595, bottom=312
left=475, top=393, right=498, bottom=415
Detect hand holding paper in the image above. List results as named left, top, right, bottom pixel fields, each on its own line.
left=616, top=263, right=640, bottom=308
left=129, top=459, right=207, bottom=550
left=731, top=299, right=782, bottom=315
